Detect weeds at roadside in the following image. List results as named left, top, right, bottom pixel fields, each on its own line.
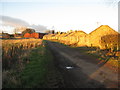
left=3, top=39, right=64, bottom=88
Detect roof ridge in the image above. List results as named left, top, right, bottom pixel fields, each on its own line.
left=89, top=25, right=118, bottom=35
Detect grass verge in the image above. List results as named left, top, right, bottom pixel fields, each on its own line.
left=19, top=45, right=51, bottom=88
left=3, top=41, right=63, bottom=88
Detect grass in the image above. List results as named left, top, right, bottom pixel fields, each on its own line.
left=2, top=39, right=42, bottom=74
left=74, top=46, right=111, bottom=62
left=67, top=43, right=119, bottom=68
left=3, top=40, right=63, bottom=88
left=19, top=45, right=53, bottom=88
left=3, top=40, right=62, bottom=88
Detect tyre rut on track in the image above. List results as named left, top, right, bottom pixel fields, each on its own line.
left=45, top=41, right=118, bottom=88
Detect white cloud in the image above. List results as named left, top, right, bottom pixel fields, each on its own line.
left=0, top=15, right=29, bottom=27
left=0, top=15, right=47, bottom=33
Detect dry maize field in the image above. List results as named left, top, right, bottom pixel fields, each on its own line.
left=2, top=39, right=42, bottom=70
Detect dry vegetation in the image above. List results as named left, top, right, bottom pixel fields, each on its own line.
left=2, top=39, right=42, bottom=70
left=2, top=39, right=64, bottom=88
left=2, top=39, right=43, bottom=87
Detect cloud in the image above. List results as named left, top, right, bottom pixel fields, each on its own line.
left=30, top=24, right=47, bottom=32
left=0, top=15, right=47, bottom=33
left=0, top=15, right=29, bottom=27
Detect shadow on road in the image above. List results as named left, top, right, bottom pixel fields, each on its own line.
left=45, top=41, right=109, bottom=88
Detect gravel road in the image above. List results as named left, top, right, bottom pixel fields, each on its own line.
left=46, top=41, right=118, bottom=88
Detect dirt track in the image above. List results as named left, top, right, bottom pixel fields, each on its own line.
left=46, top=41, right=118, bottom=88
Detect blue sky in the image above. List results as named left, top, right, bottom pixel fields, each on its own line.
left=0, top=0, right=119, bottom=33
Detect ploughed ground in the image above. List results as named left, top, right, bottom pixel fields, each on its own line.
left=45, top=40, right=119, bottom=88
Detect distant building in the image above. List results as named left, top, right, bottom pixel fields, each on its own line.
left=38, top=33, right=46, bottom=39
left=0, top=33, right=10, bottom=39
left=24, top=33, right=31, bottom=38
left=14, top=33, right=22, bottom=38
left=88, top=25, right=119, bottom=49
left=24, top=33, right=46, bottom=39
left=42, top=25, right=120, bottom=50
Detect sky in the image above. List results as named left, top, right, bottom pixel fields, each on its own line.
left=0, top=0, right=119, bottom=34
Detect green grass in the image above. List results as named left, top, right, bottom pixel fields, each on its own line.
left=19, top=44, right=54, bottom=88
left=3, top=41, right=59, bottom=88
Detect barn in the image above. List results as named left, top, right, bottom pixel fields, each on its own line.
left=64, top=31, right=87, bottom=46
left=24, top=33, right=46, bottom=39
left=38, top=33, right=46, bottom=39
left=24, top=33, right=31, bottom=38
left=42, top=25, right=120, bottom=50
left=88, top=25, right=119, bottom=49
left=43, top=34, right=55, bottom=40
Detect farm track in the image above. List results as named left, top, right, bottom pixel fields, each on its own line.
left=46, top=41, right=119, bottom=88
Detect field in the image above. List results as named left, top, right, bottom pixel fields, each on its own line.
left=2, top=37, right=119, bottom=88
left=2, top=39, right=63, bottom=88
left=2, top=39, right=42, bottom=70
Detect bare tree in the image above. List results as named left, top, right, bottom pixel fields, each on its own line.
left=22, top=28, right=35, bottom=36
